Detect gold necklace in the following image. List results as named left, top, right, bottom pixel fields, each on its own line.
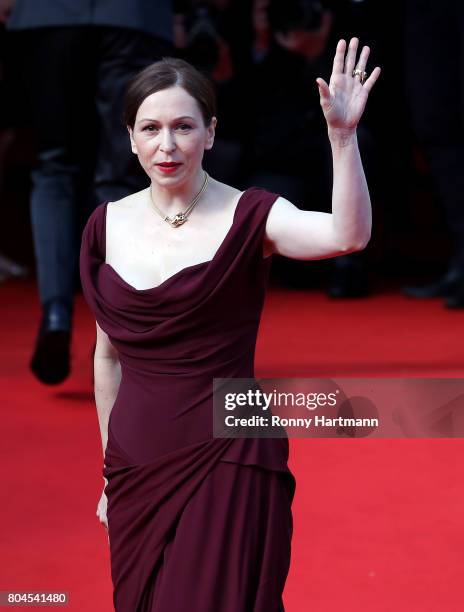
left=149, top=171, right=209, bottom=228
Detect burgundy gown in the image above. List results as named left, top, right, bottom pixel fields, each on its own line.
left=79, top=186, right=296, bottom=612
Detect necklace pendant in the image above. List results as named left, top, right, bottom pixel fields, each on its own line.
left=170, top=212, right=187, bottom=227
left=150, top=171, right=209, bottom=227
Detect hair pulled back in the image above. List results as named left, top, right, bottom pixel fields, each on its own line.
left=123, top=57, right=217, bottom=129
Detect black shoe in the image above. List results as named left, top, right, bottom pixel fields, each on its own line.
left=30, top=299, right=72, bottom=384
left=403, top=267, right=462, bottom=299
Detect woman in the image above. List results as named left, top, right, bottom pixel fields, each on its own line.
left=80, top=38, right=380, bottom=611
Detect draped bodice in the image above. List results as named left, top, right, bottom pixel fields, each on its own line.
left=80, top=187, right=278, bottom=377
left=79, top=187, right=292, bottom=471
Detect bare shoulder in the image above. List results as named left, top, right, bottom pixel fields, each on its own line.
left=265, top=195, right=300, bottom=231
left=107, top=187, right=148, bottom=215
left=206, top=177, right=243, bottom=206
left=106, top=188, right=149, bottom=239
left=269, top=194, right=297, bottom=212
left=264, top=195, right=302, bottom=257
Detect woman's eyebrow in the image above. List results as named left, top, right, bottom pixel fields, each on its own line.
left=137, top=116, right=196, bottom=124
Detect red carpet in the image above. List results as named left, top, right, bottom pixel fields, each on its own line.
left=2, top=278, right=464, bottom=611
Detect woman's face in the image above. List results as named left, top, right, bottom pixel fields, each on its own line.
left=128, top=85, right=216, bottom=187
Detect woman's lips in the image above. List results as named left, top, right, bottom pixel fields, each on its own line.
left=156, top=163, right=182, bottom=174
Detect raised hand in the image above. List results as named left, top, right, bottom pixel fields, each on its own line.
left=316, top=37, right=381, bottom=134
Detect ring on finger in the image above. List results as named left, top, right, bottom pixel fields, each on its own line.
left=352, top=67, right=368, bottom=84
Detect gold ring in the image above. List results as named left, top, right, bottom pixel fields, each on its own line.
left=352, top=68, right=368, bottom=84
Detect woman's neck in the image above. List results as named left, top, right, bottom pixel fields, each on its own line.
left=149, top=170, right=208, bottom=216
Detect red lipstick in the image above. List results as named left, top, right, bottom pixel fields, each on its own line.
left=156, top=162, right=182, bottom=174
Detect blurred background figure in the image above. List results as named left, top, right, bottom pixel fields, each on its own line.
left=4, top=0, right=173, bottom=384
left=0, top=2, right=29, bottom=283
left=239, top=0, right=379, bottom=295
left=1, top=0, right=453, bottom=380
left=403, top=0, right=464, bottom=308
left=172, top=0, right=251, bottom=186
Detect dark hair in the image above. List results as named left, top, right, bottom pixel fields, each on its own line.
left=123, top=57, right=217, bottom=129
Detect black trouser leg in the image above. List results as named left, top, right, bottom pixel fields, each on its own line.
left=93, top=28, right=172, bottom=204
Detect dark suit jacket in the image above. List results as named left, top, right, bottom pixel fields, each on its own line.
left=7, top=0, right=173, bottom=42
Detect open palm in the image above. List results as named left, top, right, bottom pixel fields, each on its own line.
left=316, top=38, right=381, bottom=132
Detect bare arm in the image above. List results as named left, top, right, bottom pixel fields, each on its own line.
left=264, top=130, right=371, bottom=259
left=263, top=37, right=380, bottom=260
left=94, top=321, right=121, bottom=463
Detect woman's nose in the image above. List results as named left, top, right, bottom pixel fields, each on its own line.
left=160, top=129, right=176, bottom=152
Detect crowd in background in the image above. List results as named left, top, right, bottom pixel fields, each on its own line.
left=0, top=0, right=462, bottom=383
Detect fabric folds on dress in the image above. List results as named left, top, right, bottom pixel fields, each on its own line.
left=80, top=187, right=296, bottom=611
